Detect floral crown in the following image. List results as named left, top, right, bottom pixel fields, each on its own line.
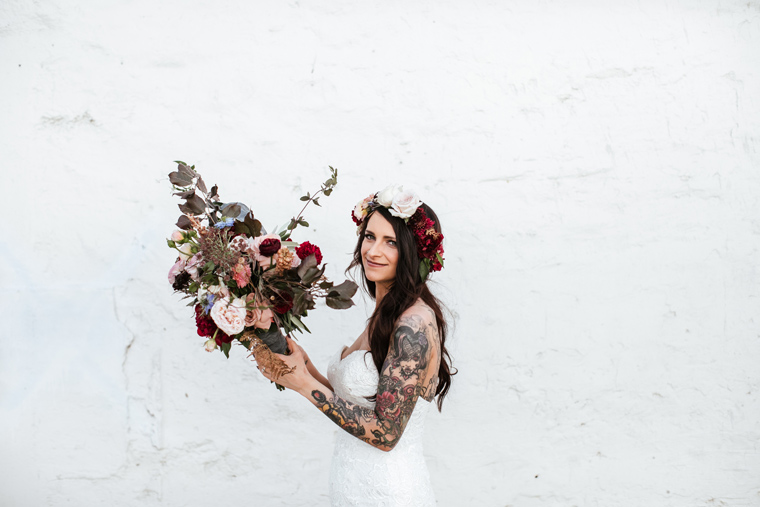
left=351, top=184, right=444, bottom=280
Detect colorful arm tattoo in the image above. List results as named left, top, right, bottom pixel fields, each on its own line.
left=310, top=313, right=440, bottom=451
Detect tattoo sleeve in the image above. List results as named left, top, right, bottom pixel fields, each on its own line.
left=309, top=313, right=440, bottom=451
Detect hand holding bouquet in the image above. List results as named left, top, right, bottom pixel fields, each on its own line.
left=166, top=162, right=357, bottom=386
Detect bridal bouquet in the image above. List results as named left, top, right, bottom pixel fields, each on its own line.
left=166, top=162, right=357, bottom=383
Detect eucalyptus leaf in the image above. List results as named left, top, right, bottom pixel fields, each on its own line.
left=197, top=176, right=207, bottom=194
left=187, top=193, right=206, bottom=214
left=169, top=171, right=193, bottom=186
left=330, top=280, right=358, bottom=299
left=178, top=163, right=195, bottom=179
left=326, top=297, right=354, bottom=310
left=301, top=267, right=320, bottom=285
left=173, top=189, right=195, bottom=198
left=297, top=254, right=317, bottom=280
left=176, top=215, right=192, bottom=230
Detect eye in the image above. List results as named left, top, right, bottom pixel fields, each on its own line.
left=387, top=239, right=397, bottom=247
left=364, top=232, right=375, bottom=241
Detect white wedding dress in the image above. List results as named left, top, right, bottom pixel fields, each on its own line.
left=326, top=346, right=436, bottom=507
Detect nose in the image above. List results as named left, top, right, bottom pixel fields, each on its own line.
left=367, top=240, right=382, bottom=259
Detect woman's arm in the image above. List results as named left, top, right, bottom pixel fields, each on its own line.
left=265, top=311, right=439, bottom=452
left=289, top=339, right=332, bottom=391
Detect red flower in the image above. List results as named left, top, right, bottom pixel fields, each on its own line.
left=271, top=291, right=294, bottom=314
left=295, top=241, right=323, bottom=265
left=194, top=305, right=231, bottom=344
left=376, top=391, right=396, bottom=413
left=259, top=237, right=282, bottom=257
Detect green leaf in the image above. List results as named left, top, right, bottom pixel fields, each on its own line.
left=313, top=198, right=320, bottom=206
left=290, top=314, right=310, bottom=334
left=323, top=188, right=333, bottom=196
left=300, top=195, right=309, bottom=201
left=419, top=259, right=430, bottom=281
left=298, top=218, right=309, bottom=227
left=221, top=342, right=231, bottom=358
left=166, top=239, right=176, bottom=248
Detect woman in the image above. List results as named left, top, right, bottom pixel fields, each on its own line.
left=259, top=185, right=454, bottom=506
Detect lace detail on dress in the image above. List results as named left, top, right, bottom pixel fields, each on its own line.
left=326, top=347, right=436, bottom=507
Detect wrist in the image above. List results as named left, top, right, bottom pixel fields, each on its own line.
left=297, top=376, right=325, bottom=400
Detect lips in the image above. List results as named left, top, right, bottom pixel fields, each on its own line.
left=365, top=259, right=386, bottom=268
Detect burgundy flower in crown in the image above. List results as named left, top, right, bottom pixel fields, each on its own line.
left=351, top=184, right=445, bottom=279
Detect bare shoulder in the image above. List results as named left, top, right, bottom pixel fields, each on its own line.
left=398, top=299, right=437, bottom=331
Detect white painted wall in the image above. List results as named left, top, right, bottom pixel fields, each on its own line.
left=1, top=1, right=759, bottom=505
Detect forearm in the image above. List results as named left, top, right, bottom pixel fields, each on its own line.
left=296, top=379, right=398, bottom=451
left=307, top=361, right=332, bottom=390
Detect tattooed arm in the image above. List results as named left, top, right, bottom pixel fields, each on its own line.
left=293, top=310, right=440, bottom=451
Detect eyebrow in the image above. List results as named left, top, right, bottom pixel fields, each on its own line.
left=365, top=228, right=396, bottom=241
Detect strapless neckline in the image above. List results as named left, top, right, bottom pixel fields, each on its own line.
left=339, top=345, right=370, bottom=362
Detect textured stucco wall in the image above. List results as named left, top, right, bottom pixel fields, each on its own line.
left=1, top=1, right=759, bottom=506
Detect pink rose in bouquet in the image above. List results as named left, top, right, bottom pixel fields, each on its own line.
left=210, top=296, right=247, bottom=336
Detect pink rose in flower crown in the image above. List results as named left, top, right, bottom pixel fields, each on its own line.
left=389, top=189, right=422, bottom=219
left=352, top=193, right=375, bottom=225
left=244, top=293, right=274, bottom=330
left=210, top=296, right=247, bottom=335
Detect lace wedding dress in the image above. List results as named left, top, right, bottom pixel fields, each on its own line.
left=326, top=346, right=436, bottom=507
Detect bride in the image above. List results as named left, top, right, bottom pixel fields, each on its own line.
left=258, top=186, right=455, bottom=506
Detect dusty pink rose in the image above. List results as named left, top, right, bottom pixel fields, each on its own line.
left=171, top=230, right=185, bottom=242
left=209, top=296, right=247, bottom=335
left=244, top=293, right=274, bottom=330
left=290, top=254, right=301, bottom=268
left=168, top=258, right=186, bottom=283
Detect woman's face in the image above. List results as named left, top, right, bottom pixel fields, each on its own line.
left=361, top=212, right=399, bottom=290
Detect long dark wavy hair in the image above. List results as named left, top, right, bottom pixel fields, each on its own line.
left=347, top=204, right=455, bottom=411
